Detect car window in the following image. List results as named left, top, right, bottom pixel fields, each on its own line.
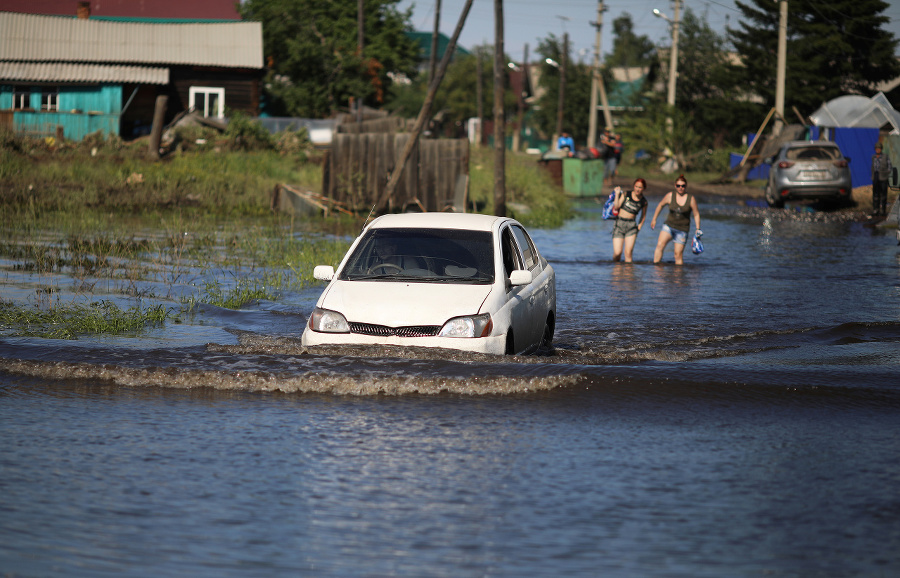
left=785, top=146, right=840, bottom=161
left=501, top=227, right=523, bottom=277
left=511, top=225, right=538, bottom=270
left=339, top=228, right=495, bottom=283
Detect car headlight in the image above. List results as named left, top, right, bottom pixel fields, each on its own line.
left=309, top=307, right=350, bottom=333
left=439, top=313, right=492, bottom=338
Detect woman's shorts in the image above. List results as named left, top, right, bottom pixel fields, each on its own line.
left=612, top=218, right=638, bottom=238
left=662, top=223, right=688, bottom=245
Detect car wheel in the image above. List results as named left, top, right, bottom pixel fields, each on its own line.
left=505, top=330, right=515, bottom=355
left=765, top=185, right=784, bottom=208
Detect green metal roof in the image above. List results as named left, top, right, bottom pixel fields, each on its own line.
left=407, top=31, right=470, bottom=61
left=606, top=76, right=647, bottom=111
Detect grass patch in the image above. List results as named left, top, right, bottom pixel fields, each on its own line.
left=0, top=299, right=169, bottom=339
left=469, top=148, right=573, bottom=228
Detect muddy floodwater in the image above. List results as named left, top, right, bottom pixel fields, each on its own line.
left=2, top=194, right=900, bottom=576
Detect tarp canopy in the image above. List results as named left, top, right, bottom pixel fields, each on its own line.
left=809, top=93, right=900, bottom=134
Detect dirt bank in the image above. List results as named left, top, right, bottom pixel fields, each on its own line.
left=611, top=176, right=764, bottom=200
left=614, top=176, right=896, bottom=214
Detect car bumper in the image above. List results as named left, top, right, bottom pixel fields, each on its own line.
left=301, top=328, right=508, bottom=355
left=776, top=185, right=851, bottom=199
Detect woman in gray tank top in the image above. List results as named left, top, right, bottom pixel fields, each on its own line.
left=650, top=175, right=701, bottom=265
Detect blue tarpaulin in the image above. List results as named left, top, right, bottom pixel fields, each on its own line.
left=729, top=153, right=770, bottom=181
left=833, top=127, right=880, bottom=188
left=731, top=126, right=881, bottom=187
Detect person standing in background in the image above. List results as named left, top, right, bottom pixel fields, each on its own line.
left=557, top=131, right=575, bottom=157
left=871, top=142, right=892, bottom=217
left=613, top=134, right=623, bottom=179
left=601, top=128, right=616, bottom=186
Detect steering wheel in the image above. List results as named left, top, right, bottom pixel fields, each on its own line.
left=367, top=262, right=403, bottom=275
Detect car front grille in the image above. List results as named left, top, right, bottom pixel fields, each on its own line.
left=349, top=322, right=441, bottom=337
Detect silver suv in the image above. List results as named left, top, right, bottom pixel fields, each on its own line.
left=765, top=141, right=852, bottom=208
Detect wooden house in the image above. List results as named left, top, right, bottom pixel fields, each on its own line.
left=0, top=7, right=263, bottom=140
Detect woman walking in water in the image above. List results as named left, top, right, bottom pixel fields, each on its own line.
left=650, top=175, right=701, bottom=265
left=611, top=178, right=648, bottom=263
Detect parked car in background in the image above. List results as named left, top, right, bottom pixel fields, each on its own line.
left=302, top=213, right=556, bottom=355
left=765, top=140, right=852, bottom=208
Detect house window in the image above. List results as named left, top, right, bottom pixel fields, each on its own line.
left=12, top=87, right=32, bottom=110
left=189, top=86, right=225, bottom=118
left=41, top=87, right=59, bottom=112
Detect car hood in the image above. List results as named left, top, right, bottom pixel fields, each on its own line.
left=319, top=280, right=493, bottom=326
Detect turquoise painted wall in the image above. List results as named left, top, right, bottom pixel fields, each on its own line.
left=1, top=84, right=122, bottom=141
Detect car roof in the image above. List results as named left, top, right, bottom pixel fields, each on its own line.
left=366, top=212, right=512, bottom=232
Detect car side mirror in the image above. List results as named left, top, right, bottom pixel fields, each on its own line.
left=314, top=265, right=334, bottom=281
left=892, top=166, right=900, bottom=188
left=509, top=269, right=532, bottom=286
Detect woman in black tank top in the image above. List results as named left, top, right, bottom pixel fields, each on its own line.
left=649, top=175, right=702, bottom=265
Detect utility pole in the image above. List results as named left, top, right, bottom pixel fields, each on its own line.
left=512, top=43, right=528, bottom=152
left=476, top=53, right=483, bottom=147
left=773, top=0, right=788, bottom=136
left=429, top=0, right=441, bottom=86
left=655, top=0, right=681, bottom=133
left=588, top=1, right=613, bottom=148
left=555, top=32, right=568, bottom=145
left=378, top=0, right=474, bottom=211
left=357, top=0, right=364, bottom=123
left=494, top=0, right=506, bottom=217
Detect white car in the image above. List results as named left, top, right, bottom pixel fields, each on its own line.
left=301, top=213, right=556, bottom=355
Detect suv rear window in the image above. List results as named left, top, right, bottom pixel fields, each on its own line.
left=785, top=146, right=841, bottom=161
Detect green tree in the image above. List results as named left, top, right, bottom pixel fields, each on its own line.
left=728, top=0, right=900, bottom=117
left=608, top=14, right=656, bottom=69
left=534, top=35, right=592, bottom=146
left=675, top=7, right=764, bottom=148
left=385, top=46, right=518, bottom=137
left=240, top=0, right=420, bottom=118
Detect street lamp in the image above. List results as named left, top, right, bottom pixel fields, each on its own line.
left=545, top=57, right=559, bottom=68
left=654, top=2, right=681, bottom=133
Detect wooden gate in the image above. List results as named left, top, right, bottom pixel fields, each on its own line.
left=324, top=134, right=469, bottom=213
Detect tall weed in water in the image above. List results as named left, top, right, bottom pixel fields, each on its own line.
left=0, top=299, right=169, bottom=339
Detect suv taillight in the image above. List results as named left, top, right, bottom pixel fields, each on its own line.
left=833, top=160, right=848, bottom=168
left=778, top=161, right=794, bottom=169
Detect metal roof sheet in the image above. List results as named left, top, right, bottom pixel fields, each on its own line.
left=0, top=12, right=263, bottom=69
left=0, top=61, right=169, bottom=84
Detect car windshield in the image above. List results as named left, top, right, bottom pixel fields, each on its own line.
left=785, top=146, right=841, bottom=161
left=339, top=228, right=495, bottom=284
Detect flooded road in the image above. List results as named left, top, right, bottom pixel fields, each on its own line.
left=2, top=194, right=900, bottom=576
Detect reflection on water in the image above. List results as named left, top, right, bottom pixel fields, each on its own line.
left=2, top=196, right=900, bottom=576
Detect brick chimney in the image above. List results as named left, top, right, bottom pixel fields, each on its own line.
left=76, top=2, right=91, bottom=19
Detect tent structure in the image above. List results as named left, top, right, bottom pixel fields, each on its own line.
left=809, top=93, right=900, bottom=134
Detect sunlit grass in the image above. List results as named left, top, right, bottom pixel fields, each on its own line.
left=468, top=148, right=573, bottom=228
left=0, top=299, right=169, bottom=339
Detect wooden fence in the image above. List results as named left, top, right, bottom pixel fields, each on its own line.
left=323, top=133, right=469, bottom=213
left=336, top=116, right=409, bottom=134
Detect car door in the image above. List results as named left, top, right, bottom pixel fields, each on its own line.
left=509, top=224, right=550, bottom=349
left=500, top=226, right=534, bottom=353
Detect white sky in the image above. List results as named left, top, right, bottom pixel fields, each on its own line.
left=398, top=0, right=900, bottom=64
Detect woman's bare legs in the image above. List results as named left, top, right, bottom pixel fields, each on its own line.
left=612, top=236, right=624, bottom=262
left=622, top=235, right=637, bottom=263
left=654, top=230, right=672, bottom=263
